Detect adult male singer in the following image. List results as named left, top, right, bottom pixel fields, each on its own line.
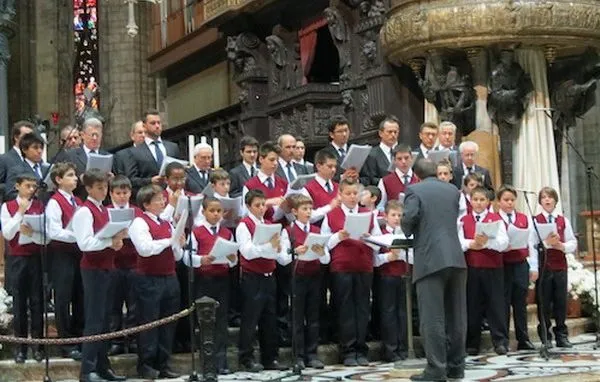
left=414, top=122, right=439, bottom=162
left=185, top=143, right=213, bottom=194
left=293, top=139, right=314, bottom=174
left=229, top=136, right=259, bottom=198
left=361, top=116, right=400, bottom=186
left=321, top=115, right=358, bottom=183
left=401, top=159, right=466, bottom=381
left=452, top=141, right=494, bottom=196
left=113, top=121, right=145, bottom=176
left=275, top=134, right=308, bottom=184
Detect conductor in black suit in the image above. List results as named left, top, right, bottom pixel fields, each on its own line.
left=275, top=134, right=308, bottom=183
left=360, top=115, right=400, bottom=186
left=229, top=136, right=259, bottom=198
left=320, top=115, right=359, bottom=183
left=125, top=109, right=180, bottom=195
left=452, top=141, right=494, bottom=198
left=185, top=143, right=213, bottom=194
left=401, top=159, right=467, bottom=381
left=0, top=121, right=34, bottom=202
left=113, top=121, right=145, bottom=176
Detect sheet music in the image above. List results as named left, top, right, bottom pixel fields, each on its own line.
left=208, top=236, right=239, bottom=264
left=289, top=174, right=317, bottom=191
left=95, top=221, right=131, bottom=239
left=398, top=192, right=406, bottom=204
left=175, top=194, right=203, bottom=217
left=507, top=224, right=529, bottom=250
left=343, top=212, right=372, bottom=239
left=171, top=209, right=188, bottom=247
left=340, top=144, right=371, bottom=172
left=219, top=196, right=242, bottom=227
left=201, top=184, right=215, bottom=197
left=86, top=153, right=114, bottom=173
left=536, top=223, right=557, bottom=242
left=475, top=220, right=502, bottom=239
left=23, top=214, right=44, bottom=233
left=108, top=208, right=135, bottom=223
left=252, top=223, right=282, bottom=245
left=158, top=156, right=189, bottom=177
left=43, top=164, right=55, bottom=191
left=301, top=233, right=331, bottom=261
left=428, top=150, right=452, bottom=164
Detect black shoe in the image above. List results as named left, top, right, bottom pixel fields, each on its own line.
left=218, top=368, right=232, bottom=375
left=127, top=343, right=137, bottom=354
left=556, top=338, right=573, bottom=348
left=229, top=316, right=241, bottom=327
left=294, top=359, right=305, bottom=371
left=410, top=373, right=447, bottom=381
left=343, top=357, right=358, bottom=366
left=466, top=347, right=479, bottom=356
left=447, top=369, right=465, bottom=379
left=33, top=349, right=45, bottom=362
left=307, top=359, right=324, bottom=369
left=542, top=340, right=554, bottom=349
left=69, top=349, right=83, bottom=361
left=108, top=344, right=124, bottom=356
left=495, top=345, right=508, bottom=355
left=356, top=355, right=369, bottom=366
left=138, top=365, right=160, bottom=379
left=79, top=372, right=108, bottom=382
left=98, top=369, right=126, bottom=381
left=264, top=360, right=288, bottom=371
left=517, top=340, right=536, bottom=350
left=158, top=368, right=180, bottom=378
left=240, top=361, right=264, bottom=373
left=14, top=351, right=26, bottom=364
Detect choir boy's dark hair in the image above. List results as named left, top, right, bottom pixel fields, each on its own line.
left=240, top=136, right=259, bottom=151
left=497, top=185, right=517, bottom=200
left=51, top=162, right=77, bottom=186
left=82, top=168, right=109, bottom=188
left=19, top=132, right=45, bottom=152
left=165, top=161, right=186, bottom=178
left=110, top=175, right=132, bottom=191
left=11, top=120, right=34, bottom=146
left=314, top=149, right=336, bottom=165
left=209, top=169, right=230, bottom=184
left=327, top=115, right=349, bottom=140
left=16, top=173, right=38, bottom=185
left=287, top=193, right=312, bottom=210
left=339, top=177, right=359, bottom=191
left=202, top=196, right=221, bottom=210
left=413, top=158, right=437, bottom=179
left=471, top=186, right=490, bottom=200
left=385, top=199, right=403, bottom=214
left=245, top=188, right=266, bottom=206
left=392, top=144, right=413, bottom=158
left=538, top=186, right=559, bottom=204
left=258, top=141, right=281, bottom=158
left=420, top=121, right=439, bottom=132
left=364, top=185, right=382, bottom=206
left=136, top=185, right=163, bottom=210
left=463, top=172, right=483, bottom=187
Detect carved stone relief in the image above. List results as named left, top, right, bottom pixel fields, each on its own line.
left=324, top=7, right=352, bottom=84
left=266, top=28, right=302, bottom=95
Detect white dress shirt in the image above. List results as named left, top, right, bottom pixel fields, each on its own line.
left=145, top=136, right=167, bottom=162
left=458, top=210, right=509, bottom=252
left=182, top=220, right=237, bottom=268
left=377, top=168, right=413, bottom=210
left=420, top=144, right=431, bottom=159
left=321, top=204, right=382, bottom=253
left=72, top=197, right=113, bottom=252
left=128, top=211, right=183, bottom=261
left=278, top=157, right=298, bottom=183
left=241, top=170, right=285, bottom=221
left=373, top=226, right=414, bottom=267
left=331, top=142, right=349, bottom=157
left=46, top=189, right=77, bottom=243
left=235, top=213, right=288, bottom=264
left=83, top=144, right=99, bottom=157
left=280, top=220, right=330, bottom=265
left=379, top=142, right=396, bottom=164
left=498, top=209, right=539, bottom=272
left=1, top=197, right=42, bottom=244
left=299, top=174, right=335, bottom=223
left=243, top=161, right=257, bottom=177
left=528, top=210, right=577, bottom=261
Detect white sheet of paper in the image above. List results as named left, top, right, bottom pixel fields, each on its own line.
left=43, top=164, right=55, bottom=191
left=289, top=174, right=317, bottom=191
left=208, top=236, right=239, bottom=264
left=507, top=224, right=529, bottom=250
left=86, top=153, right=114, bottom=173
left=175, top=194, right=204, bottom=217
left=158, top=156, right=189, bottom=177
left=252, top=223, right=282, bottom=245
left=301, top=233, right=331, bottom=261
left=428, top=150, right=452, bottom=164
left=219, top=196, right=242, bottom=227
left=23, top=214, right=44, bottom=232
left=536, top=223, right=557, bottom=242
left=171, top=209, right=188, bottom=247
left=344, top=212, right=372, bottom=239
left=475, top=220, right=502, bottom=239
left=108, top=208, right=135, bottom=223
left=340, top=144, right=371, bottom=172
left=398, top=192, right=406, bottom=204
left=95, top=221, right=131, bottom=239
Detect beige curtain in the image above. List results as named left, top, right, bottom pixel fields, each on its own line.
left=514, top=48, right=561, bottom=214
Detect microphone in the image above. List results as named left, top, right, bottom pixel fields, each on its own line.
left=514, top=187, right=537, bottom=194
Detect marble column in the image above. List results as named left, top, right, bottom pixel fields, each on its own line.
left=466, top=47, right=493, bottom=133
left=0, top=8, right=16, bottom=145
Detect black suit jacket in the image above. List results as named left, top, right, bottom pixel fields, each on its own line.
left=185, top=167, right=211, bottom=194
left=125, top=140, right=180, bottom=194
left=321, top=143, right=346, bottom=183
left=229, top=163, right=255, bottom=198
left=5, top=160, right=51, bottom=201
left=452, top=164, right=494, bottom=198
left=361, top=146, right=392, bottom=186
left=66, top=146, right=110, bottom=199
left=275, top=161, right=308, bottom=184
left=113, top=146, right=134, bottom=176
left=0, top=148, right=24, bottom=201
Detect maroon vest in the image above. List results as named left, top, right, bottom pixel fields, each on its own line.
left=381, top=171, right=419, bottom=201
left=304, top=179, right=338, bottom=209
left=244, top=175, right=288, bottom=222
left=193, top=224, right=233, bottom=277
left=108, top=204, right=144, bottom=269
left=378, top=226, right=408, bottom=276
left=6, top=199, right=44, bottom=256
left=49, top=192, right=82, bottom=253
left=502, top=211, right=529, bottom=264
left=136, top=214, right=176, bottom=276
left=239, top=216, right=277, bottom=274
left=286, top=223, right=321, bottom=276
left=326, top=206, right=374, bottom=273
left=535, top=213, right=567, bottom=271
left=80, top=200, right=116, bottom=270
left=461, top=212, right=504, bottom=268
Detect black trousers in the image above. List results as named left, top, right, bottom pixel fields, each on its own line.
left=369, top=272, right=381, bottom=340
left=319, top=265, right=336, bottom=343
left=466, top=267, right=507, bottom=350
left=136, top=274, right=180, bottom=372
left=109, top=267, right=137, bottom=347
left=331, top=272, right=372, bottom=360
left=11, top=254, right=43, bottom=354
left=228, top=264, right=241, bottom=324
left=174, top=261, right=191, bottom=350
left=536, top=269, right=568, bottom=341
left=378, top=275, right=408, bottom=360
left=238, top=272, right=278, bottom=365
left=276, top=263, right=292, bottom=343
left=292, top=273, right=321, bottom=361
left=504, top=261, right=530, bottom=344
left=52, top=250, right=84, bottom=353
left=194, top=275, right=229, bottom=369
left=80, top=269, right=114, bottom=375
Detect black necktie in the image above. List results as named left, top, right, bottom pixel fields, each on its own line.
left=89, top=150, right=97, bottom=155
left=548, top=214, right=554, bottom=223
left=250, top=166, right=255, bottom=177
left=467, top=167, right=473, bottom=174
left=389, top=150, right=394, bottom=163
left=286, top=162, right=296, bottom=183
left=403, top=175, right=410, bottom=185
left=507, top=213, right=513, bottom=224
left=339, top=148, right=346, bottom=161
left=304, top=224, right=309, bottom=233
left=211, top=226, right=218, bottom=235
left=152, top=140, right=164, bottom=167
left=325, top=182, right=332, bottom=193
left=475, top=215, right=481, bottom=222
left=348, top=209, right=354, bottom=214
left=70, top=197, right=77, bottom=208
left=33, top=163, right=42, bottom=180
left=265, top=177, right=273, bottom=189
left=156, top=216, right=162, bottom=224
left=200, top=170, right=207, bottom=182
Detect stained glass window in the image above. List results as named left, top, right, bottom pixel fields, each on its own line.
left=73, top=0, right=99, bottom=116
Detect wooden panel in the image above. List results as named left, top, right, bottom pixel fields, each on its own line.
left=151, top=5, right=162, bottom=54
left=167, top=9, right=185, bottom=46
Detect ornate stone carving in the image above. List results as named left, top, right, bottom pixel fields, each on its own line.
left=487, top=49, right=533, bottom=128
left=324, top=7, right=352, bottom=83
left=360, top=30, right=378, bottom=72
left=360, top=90, right=375, bottom=132
left=225, top=32, right=267, bottom=78
left=266, top=28, right=301, bottom=95
left=342, top=89, right=354, bottom=111
left=0, top=0, right=15, bottom=18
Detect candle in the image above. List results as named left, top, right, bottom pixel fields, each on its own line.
left=41, top=133, right=48, bottom=162
left=213, top=137, right=220, bottom=169
left=200, top=136, right=207, bottom=144
left=0, top=136, right=5, bottom=155
left=188, top=135, right=195, bottom=164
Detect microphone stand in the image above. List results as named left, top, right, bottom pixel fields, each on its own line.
left=183, top=195, right=199, bottom=381
left=287, top=220, right=302, bottom=377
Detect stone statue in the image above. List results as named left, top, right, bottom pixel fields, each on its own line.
left=487, top=50, right=533, bottom=128
left=324, top=7, right=351, bottom=82
left=225, top=33, right=265, bottom=75
left=368, top=1, right=386, bottom=17
left=0, top=0, right=15, bottom=18
left=266, top=35, right=290, bottom=92
left=342, top=89, right=354, bottom=111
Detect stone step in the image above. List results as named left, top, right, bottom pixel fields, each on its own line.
left=0, top=317, right=593, bottom=382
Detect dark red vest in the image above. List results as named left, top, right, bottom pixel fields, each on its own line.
left=304, top=179, right=338, bottom=209
left=239, top=216, right=277, bottom=274
left=461, top=212, right=504, bottom=268
left=381, top=171, right=419, bottom=201
left=107, top=204, right=144, bottom=269
left=193, top=224, right=233, bottom=277
left=244, top=175, right=288, bottom=222
left=378, top=226, right=408, bottom=276
left=6, top=199, right=44, bottom=256
left=502, top=211, right=529, bottom=264
left=286, top=222, right=321, bottom=276
left=136, top=214, right=176, bottom=276
left=326, top=206, right=374, bottom=273
left=80, top=200, right=116, bottom=270
left=535, top=213, right=567, bottom=271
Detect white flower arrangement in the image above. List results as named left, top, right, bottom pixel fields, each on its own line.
left=567, top=253, right=600, bottom=313
left=0, top=286, right=12, bottom=330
